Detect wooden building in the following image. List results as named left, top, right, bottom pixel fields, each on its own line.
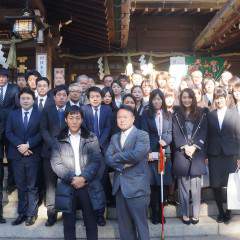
left=1, top=0, right=240, bottom=85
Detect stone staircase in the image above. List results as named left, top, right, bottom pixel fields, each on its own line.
left=2, top=167, right=240, bottom=239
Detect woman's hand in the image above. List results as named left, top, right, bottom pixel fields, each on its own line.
left=148, top=153, right=154, bottom=162
left=159, top=139, right=167, bottom=147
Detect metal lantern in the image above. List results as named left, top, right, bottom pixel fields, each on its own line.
left=12, top=12, right=37, bottom=39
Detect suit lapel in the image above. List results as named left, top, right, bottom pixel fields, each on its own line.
left=212, top=110, right=221, bottom=132
left=18, top=109, right=25, bottom=131
left=3, top=84, right=11, bottom=105
left=122, top=126, right=137, bottom=150
left=221, top=108, right=229, bottom=132
left=26, top=108, right=37, bottom=131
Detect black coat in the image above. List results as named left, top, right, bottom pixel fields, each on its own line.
left=172, top=108, right=208, bottom=177
left=40, top=105, right=67, bottom=159
left=51, top=130, right=105, bottom=211
left=207, top=107, right=239, bottom=187
left=207, top=108, right=239, bottom=156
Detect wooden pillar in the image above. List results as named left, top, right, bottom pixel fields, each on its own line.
left=35, top=37, right=53, bottom=88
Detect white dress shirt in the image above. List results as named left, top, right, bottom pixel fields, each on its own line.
left=217, top=106, right=227, bottom=130
left=69, top=131, right=81, bottom=176
left=115, top=97, right=122, bottom=108
left=120, top=126, right=134, bottom=148
left=56, top=105, right=66, bottom=111
left=206, top=93, right=213, bottom=104
left=38, top=95, right=47, bottom=108
left=155, top=110, right=163, bottom=139
left=1, top=83, right=8, bottom=100
left=22, top=107, right=33, bottom=122
left=69, top=100, right=81, bottom=107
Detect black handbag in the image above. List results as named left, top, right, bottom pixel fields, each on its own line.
left=55, top=179, right=74, bottom=213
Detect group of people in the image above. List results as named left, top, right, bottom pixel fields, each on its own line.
left=0, top=66, right=240, bottom=240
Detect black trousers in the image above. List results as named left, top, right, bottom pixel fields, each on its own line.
left=0, top=158, right=3, bottom=215
left=12, top=158, right=39, bottom=217
left=213, top=187, right=227, bottom=216
left=43, top=158, right=57, bottom=215
left=63, top=186, right=97, bottom=240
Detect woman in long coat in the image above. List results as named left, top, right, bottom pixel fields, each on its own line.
left=208, top=87, right=239, bottom=224
left=172, top=88, right=207, bottom=225
left=141, top=89, right=172, bottom=224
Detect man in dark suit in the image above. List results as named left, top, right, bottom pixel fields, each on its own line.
left=35, top=77, right=54, bottom=203
left=0, top=111, right=5, bottom=223
left=40, top=85, right=69, bottom=226
left=81, top=86, right=113, bottom=226
left=35, top=77, right=54, bottom=112
left=66, top=82, right=82, bottom=108
left=76, top=75, right=89, bottom=105
left=106, top=105, right=151, bottom=240
left=6, top=88, right=42, bottom=226
left=25, top=70, right=41, bottom=97
left=0, top=68, right=18, bottom=195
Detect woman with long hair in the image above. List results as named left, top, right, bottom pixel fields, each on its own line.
left=172, top=88, right=207, bottom=225
left=111, top=80, right=122, bottom=108
left=101, top=87, right=117, bottom=111
left=141, top=89, right=172, bottom=224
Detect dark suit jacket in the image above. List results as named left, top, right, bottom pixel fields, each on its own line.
left=207, top=108, right=238, bottom=156
left=0, top=113, right=4, bottom=159
left=0, top=83, right=18, bottom=125
left=40, top=105, right=67, bottom=159
left=34, top=95, right=54, bottom=112
left=141, top=109, right=172, bottom=152
left=172, top=107, right=208, bottom=177
left=106, top=126, right=150, bottom=198
left=81, top=104, right=113, bottom=153
left=5, top=107, right=42, bottom=160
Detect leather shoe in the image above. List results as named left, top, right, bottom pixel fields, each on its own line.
left=45, top=214, right=57, bottom=227
left=216, top=214, right=225, bottom=223
left=191, top=218, right=199, bottom=225
left=6, top=185, right=16, bottom=195
left=181, top=217, right=191, bottom=225
left=0, top=215, right=6, bottom=224
left=96, top=216, right=106, bottom=226
left=224, top=210, right=232, bottom=224
left=151, top=215, right=160, bottom=225
left=12, top=215, right=26, bottom=225
left=25, top=216, right=37, bottom=226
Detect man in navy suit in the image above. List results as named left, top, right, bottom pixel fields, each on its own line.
left=6, top=88, right=42, bottom=226
left=81, top=86, right=113, bottom=226
left=35, top=77, right=54, bottom=112
left=0, top=68, right=18, bottom=197
left=40, top=85, right=69, bottom=226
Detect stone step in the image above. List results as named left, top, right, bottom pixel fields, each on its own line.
left=1, top=216, right=240, bottom=239
left=3, top=201, right=240, bottom=220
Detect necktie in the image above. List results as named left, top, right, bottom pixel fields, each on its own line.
left=58, top=108, right=65, bottom=127
left=39, top=98, right=44, bottom=111
left=0, top=87, right=3, bottom=105
left=23, top=112, right=29, bottom=130
left=93, top=107, right=99, bottom=138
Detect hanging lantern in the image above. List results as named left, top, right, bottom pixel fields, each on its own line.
left=5, top=0, right=37, bottom=40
